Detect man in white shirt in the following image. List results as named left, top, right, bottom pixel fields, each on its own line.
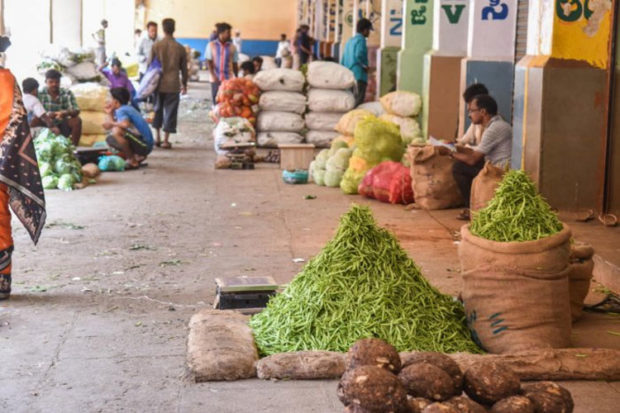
left=275, top=34, right=291, bottom=68
left=233, top=31, right=243, bottom=53
left=136, top=21, right=159, bottom=80
left=21, top=78, right=54, bottom=131
left=457, top=83, right=489, bottom=147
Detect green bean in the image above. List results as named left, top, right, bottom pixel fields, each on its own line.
left=249, top=205, right=482, bottom=356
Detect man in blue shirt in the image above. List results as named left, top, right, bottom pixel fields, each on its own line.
left=341, top=18, right=372, bottom=106
left=103, top=88, right=154, bottom=170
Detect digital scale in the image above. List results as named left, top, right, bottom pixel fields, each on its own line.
left=213, top=276, right=279, bottom=313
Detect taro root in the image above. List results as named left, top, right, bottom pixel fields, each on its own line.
left=463, top=361, right=521, bottom=405
left=408, top=397, right=433, bottom=413
left=346, top=338, right=402, bottom=374
left=398, top=362, right=458, bottom=401
left=491, top=396, right=535, bottom=413
left=338, top=365, right=408, bottom=413
left=422, top=402, right=459, bottom=413
left=403, top=352, right=464, bottom=393
left=522, top=382, right=574, bottom=413
left=446, top=395, right=487, bottom=413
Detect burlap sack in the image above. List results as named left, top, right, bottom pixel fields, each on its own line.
left=569, top=243, right=595, bottom=322
left=408, top=145, right=464, bottom=210
left=459, top=225, right=572, bottom=354
left=470, top=162, right=505, bottom=211
left=256, top=351, right=345, bottom=380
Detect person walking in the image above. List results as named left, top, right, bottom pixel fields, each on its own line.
left=341, top=18, right=372, bottom=107
left=92, top=19, right=108, bottom=66
left=296, top=25, right=312, bottom=66
left=136, top=21, right=159, bottom=81
left=0, top=36, right=46, bottom=300
left=206, top=22, right=239, bottom=104
left=149, top=18, right=188, bottom=149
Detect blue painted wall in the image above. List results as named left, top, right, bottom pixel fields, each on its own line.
left=511, top=62, right=526, bottom=169
left=177, top=38, right=279, bottom=60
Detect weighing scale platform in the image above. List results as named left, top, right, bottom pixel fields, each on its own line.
left=214, top=276, right=278, bottom=312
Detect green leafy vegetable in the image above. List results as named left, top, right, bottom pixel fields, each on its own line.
left=42, top=175, right=59, bottom=189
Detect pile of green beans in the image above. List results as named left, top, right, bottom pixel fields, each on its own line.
left=249, top=205, right=482, bottom=356
left=470, top=170, right=563, bottom=242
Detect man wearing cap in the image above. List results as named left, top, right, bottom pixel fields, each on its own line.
left=341, top=18, right=372, bottom=106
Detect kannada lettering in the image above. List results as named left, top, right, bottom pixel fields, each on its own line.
left=442, top=4, right=467, bottom=24
left=390, top=8, right=404, bottom=36
left=481, top=0, right=509, bottom=21
left=411, top=0, right=429, bottom=26
left=556, top=0, right=597, bottom=22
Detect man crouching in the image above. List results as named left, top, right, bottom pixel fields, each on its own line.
left=103, top=87, right=154, bottom=170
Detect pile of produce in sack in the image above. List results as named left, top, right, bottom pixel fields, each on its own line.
left=37, top=46, right=100, bottom=86
left=254, top=68, right=306, bottom=147
left=334, top=108, right=375, bottom=147
left=338, top=337, right=574, bottom=413
left=70, top=82, right=110, bottom=146
left=212, top=77, right=260, bottom=125
left=358, top=161, right=414, bottom=205
left=309, top=140, right=352, bottom=187
left=340, top=117, right=404, bottom=194
left=378, top=91, right=426, bottom=146
left=250, top=205, right=481, bottom=356
left=460, top=170, right=573, bottom=354
left=305, top=61, right=356, bottom=147
left=34, top=129, right=83, bottom=191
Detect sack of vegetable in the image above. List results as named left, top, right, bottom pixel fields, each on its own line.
left=340, top=117, right=404, bottom=194
left=70, top=82, right=109, bottom=112
left=358, top=161, right=414, bottom=205
left=379, top=114, right=422, bottom=145
left=408, top=145, right=464, bottom=210
left=568, top=243, right=594, bottom=322
left=380, top=91, right=422, bottom=117
left=334, top=109, right=374, bottom=136
left=470, top=162, right=505, bottom=212
left=459, top=170, right=572, bottom=353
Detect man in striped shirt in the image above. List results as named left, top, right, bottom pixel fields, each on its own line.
left=450, top=94, right=512, bottom=220
left=206, top=22, right=239, bottom=104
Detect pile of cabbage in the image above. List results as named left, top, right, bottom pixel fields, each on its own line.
left=34, top=129, right=83, bottom=191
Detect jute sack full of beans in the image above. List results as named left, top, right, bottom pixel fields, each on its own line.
left=459, top=225, right=572, bottom=354
left=470, top=161, right=505, bottom=212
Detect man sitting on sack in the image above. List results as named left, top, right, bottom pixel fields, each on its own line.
left=450, top=94, right=512, bottom=221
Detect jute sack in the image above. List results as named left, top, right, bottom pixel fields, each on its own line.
left=459, top=225, right=572, bottom=354
left=409, top=145, right=464, bottom=210
left=470, top=162, right=505, bottom=211
left=568, top=243, right=594, bottom=322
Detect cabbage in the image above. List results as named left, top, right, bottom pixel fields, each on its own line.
left=42, top=175, right=59, bottom=190
left=324, top=169, right=344, bottom=187
left=39, top=162, right=54, bottom=177
left=57, top=174, right=77, bottom=191
left=326, top=148, right=353, bottom=171
left=314, top=149, right=330, bottom=170
left=36, top=142, right=54, bottom=162
left=55, top=158, right=74, bottom=175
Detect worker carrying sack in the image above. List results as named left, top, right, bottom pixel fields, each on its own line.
left=408, top=145, right=464, bottom=210
left=459, top=224, right=573, bottom=354
left=136, top=58, right=162, bottom=99
left=568, top=242, right=595, bottom=322
left=470, top=162, right=505, bottom=212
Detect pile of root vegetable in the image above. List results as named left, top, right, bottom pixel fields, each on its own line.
left=338, top=338, right=574, bottom=413
left=249, top=205, right=481, bottom=356
left=470, top=170, right=563, bottom=242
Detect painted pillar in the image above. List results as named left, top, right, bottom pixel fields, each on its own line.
left=52, top=0, right=82, bottom=48
left=378, top=0, right=403, bottom=96
left=397, top=0, right=435, bottom=93
left=512, top=0, right=613, bottom=211
left=332, top=0, right=344, bottom=59
left=314, top=0, right=325, bottom=57
left=365, top=0, right=382, bottom=101
left=340, top=0, right=356, bottom=51
left=458, top=0, right=518, bottom=137
left=422, top=0, right=469, bottom=139
left=321, top=0, right=337, bottom=58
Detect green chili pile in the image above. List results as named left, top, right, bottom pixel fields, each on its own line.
left=470, top=169, right=563, bottom=242
left=249, top=205, right=481, bottom=356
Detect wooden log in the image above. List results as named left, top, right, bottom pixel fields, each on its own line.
left=256, top=351, right=346, bottom=380
left=187, top=309, right=258, bottom=382
left=402, top=348, right=620, bottom=381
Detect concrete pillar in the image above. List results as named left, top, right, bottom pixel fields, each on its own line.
left=332, top=0, right=344, bottom=59
left=0, top=0, right=5, bottom=36
left=512, top=0, right=614, bottom=211
left=320, top=0, right=337, bottom=58
left=397, top=0, right=435, bottom=93
left=52, top=0, right=82, bottom=47
left=458, top=0, right=518, bottom=137
left=340, top=0, right=355, bottom=49
left=421, top=0, right=469, bottom=139
left=377, top=0, right=403, bottom=96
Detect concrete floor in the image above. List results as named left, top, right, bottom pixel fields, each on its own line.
left=1, top=82, right=619, bottom=412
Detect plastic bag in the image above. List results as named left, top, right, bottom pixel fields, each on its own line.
left=66, top=62, right=100, bottom=82
left=307, top=89, right=356, bottom=113
left=136, top=58, right=162, bottom=99
left=307, top=61, right=355, bottom=90
left=358, top=161, right=414, bottom=205
left=380, top=91, right=422, bottom=117
left=305, top=112, right=343, bottom=131
left=213, top=117, right=256, bottom=155
left=379, top=114, right=421, bottom=145
left=357, top=101, right=386, bottom=117
left=259, top=91, right=306, bottom=114
left=254, top=69, right=305, bottom=92
left=335, top=109, right=374, bottom=136
left=257, top=111, right=304, bottom=132
left=98, top=155, right=126, bottom=172
left=81, top=111, right=107, bottom=135
left=70, top=82, right=110, bottom=112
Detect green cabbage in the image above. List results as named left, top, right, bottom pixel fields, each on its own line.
left=57, top=174, right=76, bottom=191
left=326, top=148, right=352, bottom=171
left=314, top=149, right=330, bottom=170
left=55, top=158, right=74, bottom=175
left=36, top=142, right=54, bottom=162
left=39, top=162, right=54, bottom=177
left=324, top=169, right=344, bottom=187
left=42, top=175, right=59, bottom=190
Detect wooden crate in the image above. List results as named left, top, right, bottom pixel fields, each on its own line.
left=278, top=144, right=316, bottom=170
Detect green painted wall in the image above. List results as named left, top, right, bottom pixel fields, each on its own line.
left=397, top=0, right=434, bottom=93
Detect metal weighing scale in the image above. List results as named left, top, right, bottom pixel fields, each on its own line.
left=220, top=142, right=256, bottom=170
left=214, top=276, right=279, bottom=313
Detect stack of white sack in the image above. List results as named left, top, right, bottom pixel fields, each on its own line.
left=70, top=82, right=110, bottom=147
left=254, top=69, right=306, bottom=147
left=377, top=91, right=425, bottom=146
left=37, top=46, right=101, bottom=87
left=305, top=62, right=356, bottom=148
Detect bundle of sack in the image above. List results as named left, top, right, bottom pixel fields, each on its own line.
left=334, top=109, right=374, bottom=147
left=309, top=140, right=353, bottom=188
left=254, top=68, right=306, bottom=147
left=305, top=61, right=357, bottom=148
left=37, top=46, right=100, bottom=87
left=378, top=91, right=425, bottom=146
left=70, top=82, right=110, bottom=147
left=212, top=77, right=260, bottom=125
left=358, top=161, right=414, bottom=205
